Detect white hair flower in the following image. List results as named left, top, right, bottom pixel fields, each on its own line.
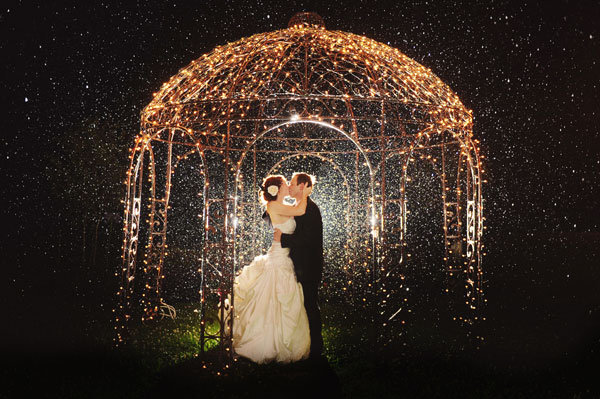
left=267, top=185, right=279, bottom=196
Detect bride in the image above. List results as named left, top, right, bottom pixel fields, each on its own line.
left=231, top=174, right=311, bottom=364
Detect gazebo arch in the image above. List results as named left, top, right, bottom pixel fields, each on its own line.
left=114, top=12, right=484, bottom=356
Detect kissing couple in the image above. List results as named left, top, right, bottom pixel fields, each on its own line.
left=231, top=172, right=325, bottom=364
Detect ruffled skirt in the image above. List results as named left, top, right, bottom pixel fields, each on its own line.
left=232, top=243, right=310, bottom=364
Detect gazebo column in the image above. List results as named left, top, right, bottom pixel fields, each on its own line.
left=116, top=140, right=146, bottom=342
left=441, top=134, right=466, bottom=321
left=444, top=135, right=484, bottom=326
left=220, top=119, right=235, bottom=359
left=462, top=137, right=484, bottom=323
left=198, top=174, right=235, bottom=359
left=142, top=131, right=174, bottom=321
left=376, top=151, right=410, bottom=336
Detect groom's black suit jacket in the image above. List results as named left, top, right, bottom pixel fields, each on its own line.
left=263, top=197, right=324, bottom=284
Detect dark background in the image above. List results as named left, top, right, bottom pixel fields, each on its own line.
left=2, top=0, right=599, bottom=384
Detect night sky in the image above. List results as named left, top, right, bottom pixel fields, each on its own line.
left=2, top=0, right=599, bottom=372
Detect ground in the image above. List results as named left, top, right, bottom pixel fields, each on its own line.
left=3, top=232, right=599, bottom=398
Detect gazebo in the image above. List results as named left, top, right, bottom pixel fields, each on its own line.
left=115, top=12, right=484, bottom=355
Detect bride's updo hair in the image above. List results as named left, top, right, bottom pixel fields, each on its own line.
left=260, top=175, right=286, bottom=203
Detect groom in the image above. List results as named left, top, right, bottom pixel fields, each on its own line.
left=271, top=172, right=325, bottom=360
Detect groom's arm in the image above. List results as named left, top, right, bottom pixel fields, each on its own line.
left=280, top=225, right=310, bottom=250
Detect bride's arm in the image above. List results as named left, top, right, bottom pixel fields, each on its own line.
left=267, top=195, right=308, bottom=217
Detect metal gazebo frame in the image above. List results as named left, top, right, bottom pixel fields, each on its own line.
left=114, top=13, right=484, bottom=358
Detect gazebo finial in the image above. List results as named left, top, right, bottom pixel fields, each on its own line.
left=288, top=12, right=326, bottom=29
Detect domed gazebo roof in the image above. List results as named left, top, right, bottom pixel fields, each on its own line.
left=142, top=12, right=472, bottom=145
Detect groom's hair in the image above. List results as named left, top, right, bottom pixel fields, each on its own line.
left=293, top=172, right=315, bottom=188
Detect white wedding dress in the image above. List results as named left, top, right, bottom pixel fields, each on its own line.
left=232, top=217, right=311, bottom=364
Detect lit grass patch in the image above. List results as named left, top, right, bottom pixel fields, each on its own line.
left=124, top=302, right=222, bottom=372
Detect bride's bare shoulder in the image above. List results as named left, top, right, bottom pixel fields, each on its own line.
left=266, top=205, right=292, bottom=225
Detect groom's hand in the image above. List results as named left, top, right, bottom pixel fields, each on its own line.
left=273, top=228, right=282, bottom=242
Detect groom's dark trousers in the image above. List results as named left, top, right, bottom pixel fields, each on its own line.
left=272, top=197, right=325, bottom=358
left=300, top=280, right=324, bottom=357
